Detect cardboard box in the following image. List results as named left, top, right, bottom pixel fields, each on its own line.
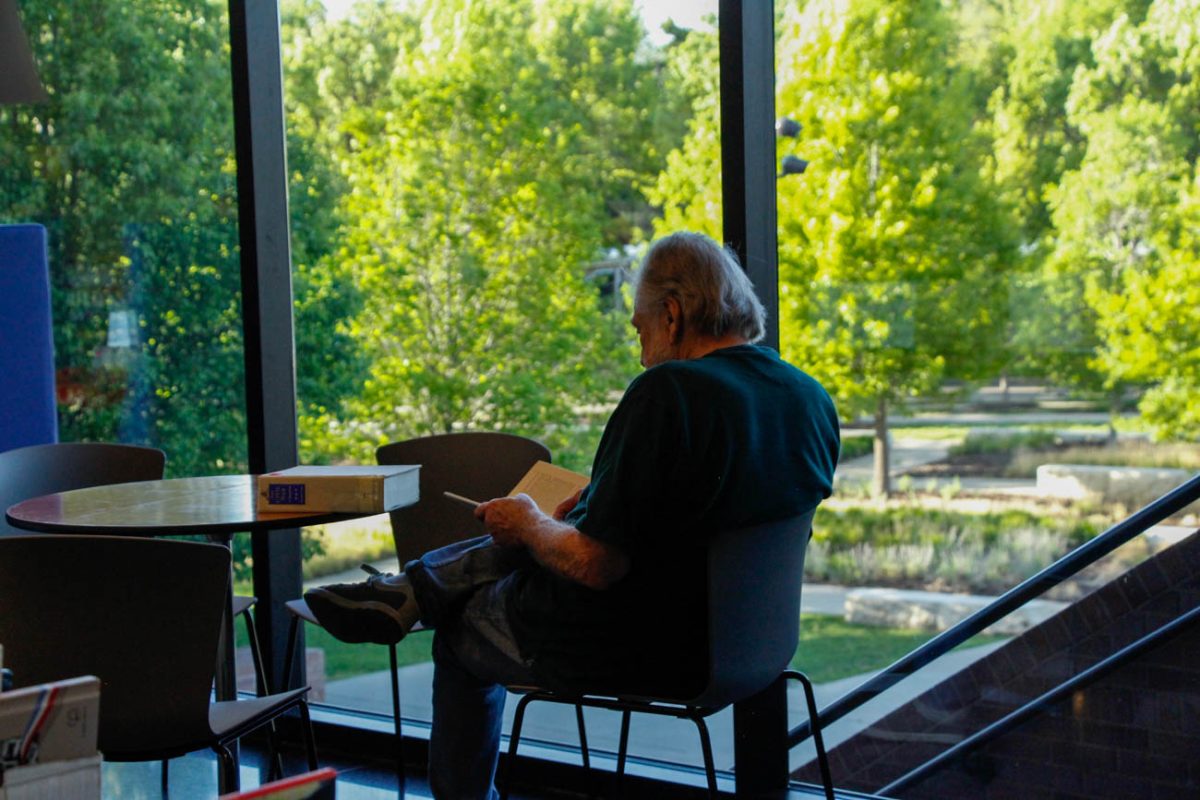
left=0, top=676, right=100, bottom=800
left=256, top=465, right=419, bottom=513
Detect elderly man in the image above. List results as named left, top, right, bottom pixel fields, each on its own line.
left=306, top=231, right=840, bottom=799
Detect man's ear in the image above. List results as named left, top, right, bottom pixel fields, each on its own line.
left=664, top=296, right=684, bottom=343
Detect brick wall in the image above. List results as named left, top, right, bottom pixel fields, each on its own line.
left=793, top=531, right=1200, bottom=798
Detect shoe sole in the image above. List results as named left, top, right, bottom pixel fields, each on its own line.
left=305, top=588, right=411, bottom=645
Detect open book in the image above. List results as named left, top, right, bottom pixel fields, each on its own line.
left=445, top=461, right=589, bottom=515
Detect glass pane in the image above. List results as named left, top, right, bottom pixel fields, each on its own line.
left=284, top=0, right=718, bottom=749
left=0, top=0, right=246, bottom=480
left=777, top=0, right=1198, bottom=793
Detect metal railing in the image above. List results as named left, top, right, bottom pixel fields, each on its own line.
left=877, top=602, right=1200, bottom=795
left=790, top=472, right=1200, bottom=748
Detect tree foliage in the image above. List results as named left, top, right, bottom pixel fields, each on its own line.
left=1048, top=0, right=1200, bottom=437
left=773, top=0, right=1019, bottom=493
left=283, top=0, right=676, bottom=469
left=0, top=0, right=246, bottom=475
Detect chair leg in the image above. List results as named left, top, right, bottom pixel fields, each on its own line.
left=298, top=699, right=319, bottom=771
left=614, top=709, right=631, bottom=797
left=240, top=606, right=269, bottom=696
left=281, top=614, right=302, bottom=692
left=388, top=642, right=406, bottom=785
left=690, top=715, right=718, bottom=800
left=786, top=670, right=835, bottom=800
left=265, top=714, right=285, bottom=782
left=160, top=758, right=168, bottom=798
left=214, top=743, right=239, bottom=794
left=573, top=704, right=590, bottom=769
left=500, top=693, right=537, bottom=800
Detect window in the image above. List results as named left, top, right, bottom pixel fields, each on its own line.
left=279, top=0, right=722, bottom=769
left=1, top=1, right=246, bottom=477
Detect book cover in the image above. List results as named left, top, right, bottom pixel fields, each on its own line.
left=218, top=767, right=337, bottom=799
left=256, top=465, right=419, bottom=514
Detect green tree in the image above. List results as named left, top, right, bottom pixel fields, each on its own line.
left=986, top=0, right=1146, bottom=406
left=774, top=0, right=1018, bottom=495
left=1, top=0, right=366, bottom=479
left=647, top=21, right=722, bottom=238
left=1049, top=0, right=1200, bottom=438
left=0, top=0, right=247, bottom=474
left=286, top=0, right=678, bottom=470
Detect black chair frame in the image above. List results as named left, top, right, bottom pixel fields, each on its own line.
left=500, top=512, right=835, bottom=800
left=281, top=431, right=558, bottom=783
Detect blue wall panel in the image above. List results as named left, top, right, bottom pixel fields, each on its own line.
left=0, top=224, right=58, bottom=452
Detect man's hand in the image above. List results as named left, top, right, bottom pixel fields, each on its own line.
left=475, top=493, right=543, bottom=548
left=553, top=486, right=586, bottom=521
left=475, top=491, right=629, bottom=590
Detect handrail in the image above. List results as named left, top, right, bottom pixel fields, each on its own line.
left=789, top=472, right=1200, bottom=747
left=878, top=602, right=1200, bottom=796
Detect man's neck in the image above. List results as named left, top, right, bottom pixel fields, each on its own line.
left=679, top=335, right=750, bottom=361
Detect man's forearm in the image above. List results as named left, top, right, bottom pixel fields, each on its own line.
left=521, top=516, right=629, bottom=591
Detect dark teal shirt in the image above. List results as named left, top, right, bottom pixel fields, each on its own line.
left=508, top=344, right=839, bottom=694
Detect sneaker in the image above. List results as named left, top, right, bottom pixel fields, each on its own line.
left=304, top=565, right=422, bottom=645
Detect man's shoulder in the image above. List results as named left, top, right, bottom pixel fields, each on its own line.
left=625, top=346, right=833, bottom=412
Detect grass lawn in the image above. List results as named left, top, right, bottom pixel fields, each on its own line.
left=792, top=614, right=1006, bottom=683
left=240, top=612, right=1004, bottom=686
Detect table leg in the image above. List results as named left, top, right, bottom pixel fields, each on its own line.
left=733, top=677, right=790, bottom=796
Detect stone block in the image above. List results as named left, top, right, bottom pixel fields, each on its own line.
left=1036, top=464, right=1190, bottom=507
left=843, top=587, right=1067, bottom=635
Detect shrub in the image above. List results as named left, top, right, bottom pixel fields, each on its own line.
left=840, top=435, right=874, bottom=461
left=949, top=429, right=1060, bottom=456
left=807, top=505, right=1098, bottom=594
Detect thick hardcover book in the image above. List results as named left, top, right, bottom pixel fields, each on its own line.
left=256, top=465, right=419, bottom=513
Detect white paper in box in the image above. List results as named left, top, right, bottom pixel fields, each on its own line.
left=0, top=755, right=101, bottom=800
left=256, top=465, right=419, bottom=513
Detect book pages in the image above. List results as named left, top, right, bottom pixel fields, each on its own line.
left=508, top=461, right=589, bottom=515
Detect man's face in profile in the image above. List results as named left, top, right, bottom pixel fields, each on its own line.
left=631, top=287, right=672, bottom=368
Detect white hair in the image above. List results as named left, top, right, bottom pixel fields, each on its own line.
left=635, top=232, right=766, bottom=342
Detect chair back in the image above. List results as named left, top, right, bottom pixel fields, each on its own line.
left=0, top=535, right=229, bottom=759
left=689, top=510, right=816, bottom=709
left=377, top=432, right=551, bottom=563
left=0, top=442, right=166, bottom=535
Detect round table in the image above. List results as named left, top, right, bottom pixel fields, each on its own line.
left=5, top=474, right=363, bottom=536
left=5, top=471, right=419, bottom=786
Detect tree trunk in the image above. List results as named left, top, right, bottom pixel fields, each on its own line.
left=873, top=396, right=891, bottom=498
left=1108, top=386, right=1121, bottom=442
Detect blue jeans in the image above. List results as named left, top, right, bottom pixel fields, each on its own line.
left=406, top=536, right=539, bottom=800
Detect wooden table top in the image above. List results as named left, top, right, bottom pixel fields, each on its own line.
left=4, top=474, right=397, bottom=536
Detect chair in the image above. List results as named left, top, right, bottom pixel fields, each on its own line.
left=281, top=432, right=555, bottom=780
left=0, top=535, right=318, bottom=795
left=500, top=511, right=836, bottom=800
left=0, top=442, right=270, bottom=699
